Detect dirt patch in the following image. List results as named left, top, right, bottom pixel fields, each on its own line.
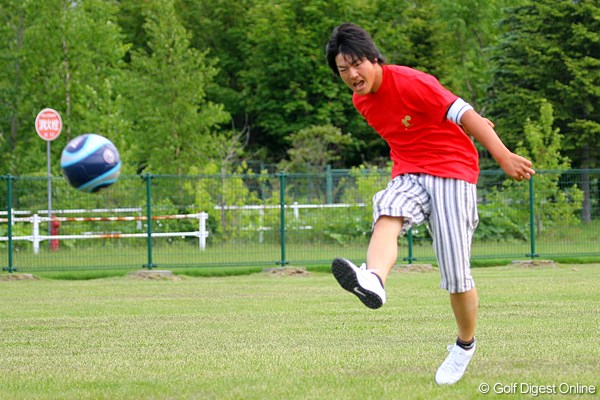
left=263, top=267, right=310, bottom=277
left=127, top=270, right=182, bottom=281
left=510, top=259, right=558, bottom=268
left=0, top=273, right=37, bottom=281
left=392, top=264, right=435, bottom=273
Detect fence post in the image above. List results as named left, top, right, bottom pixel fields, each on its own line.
left=198, top=212, right=207, bottom=251
left=326, top=165, right=333, bottom=204
left=527, top=175, right=539, bottom=259
left=32, top=214, right=40, bottom=254
left=2, top=175, right=15, bottom=273
left=277, top=172, right=288, bottom=266
left=143, top=173, right=156, bottom=269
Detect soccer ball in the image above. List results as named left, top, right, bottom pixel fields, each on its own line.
left=60, top=133, right=121, bottom=193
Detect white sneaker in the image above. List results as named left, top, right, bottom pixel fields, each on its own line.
left=331, top=258, right=386, bottom=309
left=435, top=341, right=476, bottom=385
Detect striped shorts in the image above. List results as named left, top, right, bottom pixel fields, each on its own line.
left=372, top=174, right=479, bottom=293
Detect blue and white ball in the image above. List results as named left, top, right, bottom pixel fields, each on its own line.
left=60, top=134, right=121, bottom=193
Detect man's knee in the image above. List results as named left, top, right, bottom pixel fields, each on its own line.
left=441, top=276, right=476, bottom=293
left=373, top=215, right=404, bottom=236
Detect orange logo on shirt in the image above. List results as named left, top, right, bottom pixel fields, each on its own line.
left=402, top=115, right=412, bottom=128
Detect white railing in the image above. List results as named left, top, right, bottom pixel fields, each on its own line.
left=214, top=202, right=366, bottom=243
left=0, top=212, right=209, bottom=253
left=1, top=202, right=366, bottom=251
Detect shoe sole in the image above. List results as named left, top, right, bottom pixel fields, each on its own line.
left=332, top=258, right=383, bottom=309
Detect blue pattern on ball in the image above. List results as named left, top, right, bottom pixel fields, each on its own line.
left=60, top=134, right=121, bottom=193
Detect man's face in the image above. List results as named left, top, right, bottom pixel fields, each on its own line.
left=335, top=53, right=382, bottom=95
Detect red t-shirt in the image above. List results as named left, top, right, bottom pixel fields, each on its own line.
left=353, top=65, right=480, bottom=184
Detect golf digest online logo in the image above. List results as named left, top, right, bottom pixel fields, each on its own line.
left=478, top=382, right=596, bottom=397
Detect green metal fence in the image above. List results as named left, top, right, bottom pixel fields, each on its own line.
left=1, top=169, right=599, bottom=273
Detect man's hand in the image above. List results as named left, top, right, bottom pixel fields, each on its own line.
left=461, top=111, right=535, bottom=181
left=497, top=153, right=536, bottom=181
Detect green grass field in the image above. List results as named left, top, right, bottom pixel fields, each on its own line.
left=1, top=263, right=599, bottom=399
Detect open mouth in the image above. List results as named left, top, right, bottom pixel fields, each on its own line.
left=353, top=80, right=366, bottom=91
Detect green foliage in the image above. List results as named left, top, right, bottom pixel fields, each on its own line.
left=478, top=101, right=583, bottom=240
left=0, top=0, right=598, bottom=181
left=432, top=0, right=529, bottom=105
left=324, top=165, right=389, bottom=244
left=176, top=0, right=256, bottom=122
left=342, top=165, right=390, bottom=207
left=279, top=125, right=354, bottom=172
left=184, top=162, right=270, bottom=243
left=237, top=0, right=355, bottom=158
left=0, top=0, right=128, bottom=175
left=488, top=0, right=600, bottom=168
left=374, top=0, right=446, bottom=76
left=475, top=199, right=529, bottom=242
left=517, top=101, right=584, bottom=230
left=120, top=0, right=229, bottom=175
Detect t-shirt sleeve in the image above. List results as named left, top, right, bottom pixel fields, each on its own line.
left=409, top=73, right=458, bottom=123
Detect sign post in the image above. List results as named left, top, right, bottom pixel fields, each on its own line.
left=35, top=108, right=62, bottom=247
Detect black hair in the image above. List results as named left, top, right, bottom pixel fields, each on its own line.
left=325, top=23, right=385, bottom=76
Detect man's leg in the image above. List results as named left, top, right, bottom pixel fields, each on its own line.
left=450, top=288, right=478, bottom=342
left=366, top=215, right=404, bottom=284
left=435, top=288, right=478, bottom=385
left=332, top=174, right=426, bottom=309
left=426, top=176, right=479, bottom=384
left=330, top=216, right=403, bottom=309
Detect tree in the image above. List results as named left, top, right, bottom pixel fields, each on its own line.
left=175, top=0, right=254, bottom=129
left=238, top=0, right=357, bottom=160
left=488, top=0, right=599, bottom=220
left=278, top=125, right=353, bottom=172
left=479, top=100, right=583, bottom=241
left=488, top=0, right=600, bottom=169
left=170, top=0, right=532, bottom=169
left=120, top=0, right=230, bottom=175
left=433, top=0, right=528, bottom=109
left=516, top=100, right=584, bottom=229
left=0, top=0, right=128, bottom=175
left=0, top=0, right=23, bottom=173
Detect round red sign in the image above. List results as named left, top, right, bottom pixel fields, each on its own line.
left=35, top=108, right=63, bottom=141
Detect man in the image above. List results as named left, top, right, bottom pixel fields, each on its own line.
left=325, top=23, right=535, bottom=385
